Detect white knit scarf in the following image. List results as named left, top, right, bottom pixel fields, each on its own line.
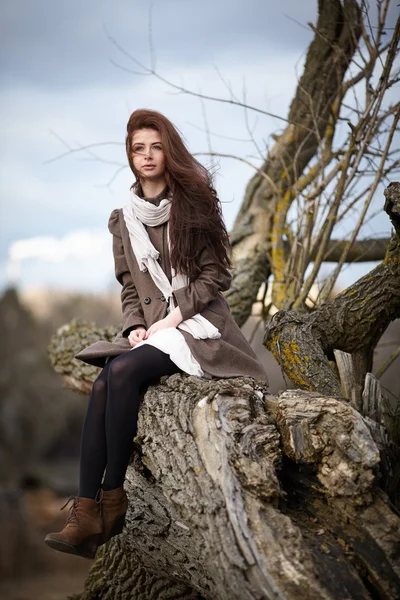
left=122, top=188, right=220, bottom=340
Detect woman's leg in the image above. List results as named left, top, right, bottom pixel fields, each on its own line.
left=78, top=359, right=113, bottom=498
left=102, top=345, right=181, bottom=491
left=45, top=359, right=114, bottom=558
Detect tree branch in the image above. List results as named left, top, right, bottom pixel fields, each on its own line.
left=264, top=183, right=400, bottom=403
left=229, top=0, right=363, bottom=321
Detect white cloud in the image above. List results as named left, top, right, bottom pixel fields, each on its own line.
left=6, top=230, right=112, bottom=290
left=9, top=230, right=108, bottom=262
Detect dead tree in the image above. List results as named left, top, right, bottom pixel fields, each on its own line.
left=51, top=184, right=400, bottom=600
left=45, top=2, right=400, bottom=598
left=227, top=0, right=399, bottom=324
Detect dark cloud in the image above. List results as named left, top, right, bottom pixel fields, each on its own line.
left=1, top=0, right=317, bottom=89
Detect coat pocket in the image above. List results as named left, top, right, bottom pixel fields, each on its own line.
left=200, top=307, right=227, bottom=335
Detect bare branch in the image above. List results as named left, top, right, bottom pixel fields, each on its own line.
left=103, top=27, right=316, bottom=133
left=375, top=346, right=400, bottom=379
left=193, top=151, right=281, bottom=196
left=318, top=106, right=400, bottom=303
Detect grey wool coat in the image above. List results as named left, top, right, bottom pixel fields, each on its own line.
left=75, top=200, right=269, bottom=385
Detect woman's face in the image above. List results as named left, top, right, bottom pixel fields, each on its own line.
left=130, top=128, right=166, bottom=181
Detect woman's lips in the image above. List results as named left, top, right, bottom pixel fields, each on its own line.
left=143, top=165, right=155, bottom=169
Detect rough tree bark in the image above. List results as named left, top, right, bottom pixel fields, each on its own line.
left=228, top=0, right=363, bottom=325
left=48, top=359, right=400, bottom=600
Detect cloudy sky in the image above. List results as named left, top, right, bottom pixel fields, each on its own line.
left=1, top=0, right=397, bottom=294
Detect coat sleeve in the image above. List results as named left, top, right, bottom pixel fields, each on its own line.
left=108, top=209, right=147, bottom=336
left=172, top=245, right=232, bottom=321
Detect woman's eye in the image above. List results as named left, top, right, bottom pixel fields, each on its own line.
left=132, top=145, right=162, bottom=153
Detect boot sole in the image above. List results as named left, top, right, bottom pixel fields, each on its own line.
left=44, top=532, right=102, bottom=559
left=99, top=512, right=126, bottom=546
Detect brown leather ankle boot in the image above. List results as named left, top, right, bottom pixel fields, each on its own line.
left=99, top=487, right=128, bottom=545
left=44, top=492, right=103, bottom=559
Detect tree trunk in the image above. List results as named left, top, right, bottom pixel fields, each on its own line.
left=49, top=333, right=400, bottom=599
left=53, top=370, right=400, bottom=600
left=228, top=0, right=363, bottom=324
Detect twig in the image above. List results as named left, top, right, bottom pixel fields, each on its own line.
left=375, top=346, right=400, bottom=379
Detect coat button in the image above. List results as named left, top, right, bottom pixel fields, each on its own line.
left=144, top=297, right=151, bottom=305
left=160, top=295, right=166, bottom=301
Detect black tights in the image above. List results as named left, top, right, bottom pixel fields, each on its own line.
left=78, top=344, right=181, bottom=498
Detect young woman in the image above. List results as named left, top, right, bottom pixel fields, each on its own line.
left=45, top=109, right=269, bottom=559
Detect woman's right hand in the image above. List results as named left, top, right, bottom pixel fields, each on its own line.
left=128, top=326, right=147, bottom=347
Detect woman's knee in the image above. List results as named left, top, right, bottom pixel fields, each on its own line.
left=91, top=373, right=108, bottom=397
left=107, top=347, right=170, bottom=389
left=108, top=352, right=140, bottom=386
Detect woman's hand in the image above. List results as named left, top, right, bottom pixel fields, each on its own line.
left=144, top=306, right=183, bottom=339
left=128, top=326, right=147, bottom=347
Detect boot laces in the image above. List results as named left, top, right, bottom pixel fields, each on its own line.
left=60, top=495, right=80, bottom=525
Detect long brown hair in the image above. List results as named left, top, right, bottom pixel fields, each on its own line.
left=125, top=109, right=232, bottom=278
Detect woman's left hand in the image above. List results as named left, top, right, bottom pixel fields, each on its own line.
left=144, top=306, right=183, bottom=339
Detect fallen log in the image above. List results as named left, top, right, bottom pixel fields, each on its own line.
left=48, top=328, right=400, bottom=599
